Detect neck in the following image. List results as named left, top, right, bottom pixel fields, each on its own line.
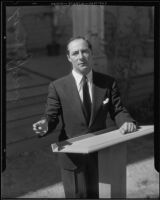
left=73, top=69, right=92, bottom=76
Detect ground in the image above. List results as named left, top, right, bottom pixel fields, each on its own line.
left=1, top=134, right=159, bottom=198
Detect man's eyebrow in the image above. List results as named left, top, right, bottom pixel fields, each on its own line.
left=72, top=48, right=89, bottom=52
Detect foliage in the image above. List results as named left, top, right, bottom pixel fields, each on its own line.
left=6, top=8, right=29, bottom=73
left=128, top=93, right=154, bottom=124
left=6, top=8, right=31, bottom=102
left=104, top=8, right=145, bottom=103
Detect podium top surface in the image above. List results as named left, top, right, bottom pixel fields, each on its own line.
left=51, top=125, right=154, bottom=154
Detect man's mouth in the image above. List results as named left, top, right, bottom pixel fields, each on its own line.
left=79, top=62, right=86, bottom=65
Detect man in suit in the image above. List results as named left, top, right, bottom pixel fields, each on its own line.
left=33, top=36, right=137, bottom=198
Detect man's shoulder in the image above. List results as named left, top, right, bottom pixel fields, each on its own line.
left=93, top=70, right=115, bottom=87
left=50, top=73, right=72, bottom=86
left=56, top=74, right=71, bottom=82
left=93, top=70, right=114, bottom=79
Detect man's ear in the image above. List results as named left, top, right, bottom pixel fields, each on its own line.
left=67, top=54, right=71, bottom=62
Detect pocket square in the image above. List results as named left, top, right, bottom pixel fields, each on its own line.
left=103, top=98, right=109, bottom=105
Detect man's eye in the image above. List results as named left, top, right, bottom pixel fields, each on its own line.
left=82, top=50, right=89, bottom=54
left=71, top=50, right=89, bottom=56
left=72, top=52, right=78, bottom=56
left=83, top=50, right=88, bottom=53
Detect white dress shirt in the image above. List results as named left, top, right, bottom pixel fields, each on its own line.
left=72, top=69, right=93, bottom=103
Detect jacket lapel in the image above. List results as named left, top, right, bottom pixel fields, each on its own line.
left=89, top=71, right=107, bottom=127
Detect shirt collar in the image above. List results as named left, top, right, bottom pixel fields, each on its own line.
left=72, top=70, right=92, bottom=86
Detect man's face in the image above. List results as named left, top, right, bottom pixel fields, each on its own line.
left=67, top=39, right=93, bottom=75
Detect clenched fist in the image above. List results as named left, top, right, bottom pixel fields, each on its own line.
left=33, top=119, right=48, bottom=137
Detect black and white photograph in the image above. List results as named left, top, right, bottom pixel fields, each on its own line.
left=1, top=1, right=159, bottom=199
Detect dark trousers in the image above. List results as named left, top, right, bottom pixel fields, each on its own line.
left=60, top=153, right=99, bottom=198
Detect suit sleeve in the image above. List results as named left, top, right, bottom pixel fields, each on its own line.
left=109, top=80, right=136, bottom=128
left=43, top=82, right=61, bottom=133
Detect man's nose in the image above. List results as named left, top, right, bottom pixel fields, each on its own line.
left=78, top=51, right=84, bottom=59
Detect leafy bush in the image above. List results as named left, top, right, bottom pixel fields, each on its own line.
left=128, top=93, right=154, bottom=124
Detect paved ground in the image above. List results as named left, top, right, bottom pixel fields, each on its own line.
left=2, top=134, right=159, bottom=198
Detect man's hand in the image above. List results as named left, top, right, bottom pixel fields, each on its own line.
left=119, top=122, right=137, bottom=134
left=33, top=119, right=48, bottom=136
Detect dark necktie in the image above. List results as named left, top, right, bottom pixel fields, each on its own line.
left=82, top=75, right=91, bottom=124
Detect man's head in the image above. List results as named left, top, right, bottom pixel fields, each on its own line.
left=67, top=36, right=93, bottom=75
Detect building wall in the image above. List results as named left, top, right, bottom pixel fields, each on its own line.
left=6, top=6, right=52, bottom=51
left=6, top=6, right=73, bottom=55
left=21, top=6, right=53, bottom=50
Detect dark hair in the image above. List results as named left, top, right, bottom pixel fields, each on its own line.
left=66, top=36, right=92, bottom=54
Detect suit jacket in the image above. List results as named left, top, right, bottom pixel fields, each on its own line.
left=43, top=70, right=135, bottom=170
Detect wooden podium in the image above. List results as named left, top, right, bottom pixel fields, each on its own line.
left=51, top=125, right=154, bottom=198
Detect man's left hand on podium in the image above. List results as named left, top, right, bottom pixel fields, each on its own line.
left=119, top=122, right=137, bottom=134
